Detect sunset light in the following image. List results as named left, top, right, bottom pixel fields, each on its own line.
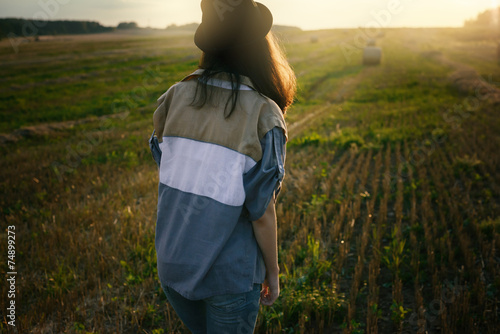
left=0, top=0, right=497, bottom=30
left=1, top=0, right=499, bottom=333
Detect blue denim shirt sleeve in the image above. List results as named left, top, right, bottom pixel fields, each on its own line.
left=149, top=130, right=162, bottom=167
left=243, top=127, right=286, bottom=221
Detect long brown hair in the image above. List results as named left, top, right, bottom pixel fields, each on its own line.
left=192, top=31, right=296, bottom=117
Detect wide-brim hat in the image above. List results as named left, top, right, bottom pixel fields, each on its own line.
left=194, top=0, right=273, bottom=54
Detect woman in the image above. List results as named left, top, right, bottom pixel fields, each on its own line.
left=149, top=0, right=296, bottom=332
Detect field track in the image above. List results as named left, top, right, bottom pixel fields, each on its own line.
left=288, top=69, right=370, bottom=139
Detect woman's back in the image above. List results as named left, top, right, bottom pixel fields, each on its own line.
left=151, top=1, right=296, bottom=332
left=152, top=69, right=287, bottom=300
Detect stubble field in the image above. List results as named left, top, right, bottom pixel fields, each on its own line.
left=0, top=26, right=499, bottom=333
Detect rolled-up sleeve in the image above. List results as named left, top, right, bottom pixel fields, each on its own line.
left=243, top=127, right=286, bottom=221
left=150, top=85, right=176, bottom=168
left=149, top=130, right=162, bottom=167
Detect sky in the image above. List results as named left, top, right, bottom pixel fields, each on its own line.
left=0, top=0, right=498, bottom=30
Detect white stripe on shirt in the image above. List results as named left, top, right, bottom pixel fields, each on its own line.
left=159, top=137, right=257, bottom=207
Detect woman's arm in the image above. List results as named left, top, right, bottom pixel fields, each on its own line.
left=252, top=194, right=280, bottom=306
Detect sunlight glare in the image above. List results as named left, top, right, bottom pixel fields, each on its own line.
left=493, top=0, right=499, bottom=26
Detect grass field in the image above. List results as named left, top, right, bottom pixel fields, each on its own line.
left=1, top=26, right=499, bottom=333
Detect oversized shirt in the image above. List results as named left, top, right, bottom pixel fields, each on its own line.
left=149, top=69, right=287, bottom=300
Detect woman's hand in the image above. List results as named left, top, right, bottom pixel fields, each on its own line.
left=260, top=271, right=280, bottom=306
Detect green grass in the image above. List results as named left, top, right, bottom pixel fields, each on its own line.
left=0, top=51, right=198, bottom=132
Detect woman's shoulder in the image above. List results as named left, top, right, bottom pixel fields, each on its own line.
left=156, top=84, right=176, bottom=106
left=157, top=70, right=203, bottom=104
left=258, top=95, right=284, bottom=118
left=253, top=94, right=287, bottom=141
left=157, top=80, right=189, bottom=104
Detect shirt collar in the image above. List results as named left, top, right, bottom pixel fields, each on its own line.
left=181, top=69, right=257, bottom=91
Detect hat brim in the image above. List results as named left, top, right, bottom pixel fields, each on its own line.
left=194, top=2, right=273, bottom=53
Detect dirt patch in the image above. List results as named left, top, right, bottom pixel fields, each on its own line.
left=0, top=112, right=128, bottom=145
left=422, top=51, right=500, bottom=105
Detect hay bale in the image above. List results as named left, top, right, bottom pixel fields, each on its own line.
left=363, top=47, right=382, bottom=65
left=310, top=36, right=318, bottom=43
left=367, top=38, right=376, bottom=46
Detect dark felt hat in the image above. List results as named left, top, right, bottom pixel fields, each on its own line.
left=194, top=0, right=273, bottom=53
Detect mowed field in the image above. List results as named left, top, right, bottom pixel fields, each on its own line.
left=0, top=27, right=499, bottom=333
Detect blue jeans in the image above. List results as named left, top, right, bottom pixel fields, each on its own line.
left=162, top=284, right=261, bottom=334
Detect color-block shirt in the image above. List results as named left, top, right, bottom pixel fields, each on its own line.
left=149, top=69, right=287, bottom=300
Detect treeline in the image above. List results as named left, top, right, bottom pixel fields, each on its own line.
left=0, top=18, right=114, bottom=39
left=0, top=18, right=300, bottom=40
left=464, top=7, right=500, bottom=27
left=117, top=22, right=139, bottom=30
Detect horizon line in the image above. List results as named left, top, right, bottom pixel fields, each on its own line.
left=0, top=16, right=480, bottom=31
